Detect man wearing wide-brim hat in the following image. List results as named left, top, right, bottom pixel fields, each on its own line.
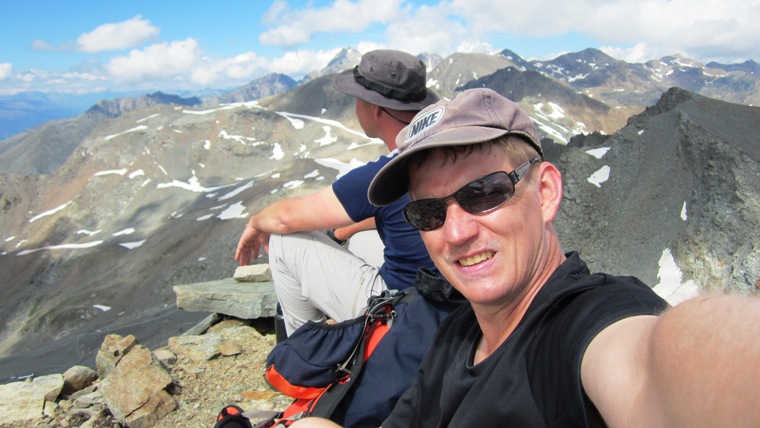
left=235, top=49, right=440, bottom=335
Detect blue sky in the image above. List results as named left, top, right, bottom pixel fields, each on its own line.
left=1, top=0, right=758, bottom=95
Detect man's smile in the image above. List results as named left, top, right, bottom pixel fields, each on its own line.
left=458, top=251, right=495, bottom=267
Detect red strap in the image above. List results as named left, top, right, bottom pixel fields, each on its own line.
left=281, top=397, right=313, bottom=420
left=363, top=321, right=390, bottom=361
left=265, top=366, right=327, bottom=400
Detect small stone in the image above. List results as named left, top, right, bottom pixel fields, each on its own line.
left=186, top=367, right=205, bottom=379
left=70, top=384, right=98, bottom=401
left=58, top=399, right=73, bottom=410
left=168, top=335, right=222, bottom=362
left=95, top=334, right=139, bottom=379
left=62, top=365, right=98, bottom=396
left=153, top=347, right=178, bottom=367
left=43, top=400, right=57, bottom=418
left=73, top=390, right=104, bottom=408
left=241, top=390, right=280, bottom=401
left=233, top=264, right=272, bottom=282
left=218, top=340, right=243, bottom=356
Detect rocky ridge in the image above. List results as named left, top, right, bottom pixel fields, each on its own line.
left=0, top=318, right=284, bottom=428
left=553, top=87, right=760, bottom=293
left=0, top=267, right=285, bottom=428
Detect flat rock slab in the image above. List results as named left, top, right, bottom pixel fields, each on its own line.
left=173, top=279, right=277, bottom=319
left=0, top=374, right=64, bottom=424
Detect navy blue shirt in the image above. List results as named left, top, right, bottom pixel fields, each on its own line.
left=332, top=152, right=437, bottom=290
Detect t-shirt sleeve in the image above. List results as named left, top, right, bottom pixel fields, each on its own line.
left=331, top=154, right=392, bottom=222
left=559, top=274, right=669, bottom=368
left=525, top=274, right=669, bottom=424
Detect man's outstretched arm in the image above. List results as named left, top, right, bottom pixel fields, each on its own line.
left=235, top=186, right=355, bottom=265
left=583, top=293, right=760, bottom=428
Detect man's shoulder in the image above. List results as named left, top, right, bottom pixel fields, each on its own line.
left=343, top=151, right=396, bottom=178
left=362, top=150, right=397, bottom=168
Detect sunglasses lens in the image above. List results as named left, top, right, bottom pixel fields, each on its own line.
left=403, top=159, right=537, bottom=231
left=457, top=172, right=513, bottom=214
left=404, top=200, right=445, bottom=231
left=403, top=172, right=517, bottom=231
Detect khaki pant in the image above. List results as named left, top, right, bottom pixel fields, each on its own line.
left=267, top=232, right=387, bottom=335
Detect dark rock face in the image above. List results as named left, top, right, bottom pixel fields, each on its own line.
left=553, top=88, right=759, bottom=293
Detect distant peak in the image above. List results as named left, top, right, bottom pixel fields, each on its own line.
left=629, top=87, right=696, bottom=123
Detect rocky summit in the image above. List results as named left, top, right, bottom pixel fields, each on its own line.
left=0, top=266, right=285, bottom=428
left=552, top=88, right=760, bottom=299
left=0, top=318, right=286, bottom=428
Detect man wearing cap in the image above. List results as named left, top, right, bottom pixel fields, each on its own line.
left=291, top=88, right=760, bottom=427
left=235, top=49, right=440, bottom=335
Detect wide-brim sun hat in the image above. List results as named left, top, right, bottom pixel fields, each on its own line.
left=333, top=49, right=439, bottom=111
left=368, top=88, right=544, bottom=206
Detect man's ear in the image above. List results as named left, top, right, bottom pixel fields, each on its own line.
left=537, top=161, right=563, bottom=223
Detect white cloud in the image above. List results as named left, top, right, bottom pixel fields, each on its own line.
left=266, top=49, right=345, bottom=76
left=262, top=0, right=290, bottom=24
left=31, top=40, right=56, bottom=51
left=0, top=67, right=108, bottom=95
left=506, top=0, right=760, bottom=62
left=191, top=52, right=265, bottom=86
left=189, top=48, right=341, bottom=86
left=3, top=0, right=759, bottom=95
left=591, top=1, right=760, bottom=62
left=601, top=42, right=655, bottom=64
left=369, top=0, right=760, bottom=63
left=260, top=26, right=312, bottom=47
left=260, top=0, right=406, bottom=47
left=0, top=63, right=12, bottom=80
left=384, top=4, right=470, bottom=56
left=356, top=41, right=387, bottom=54
left=77, top=15, right=160, bottom=52
left=457, top=40, right=497, bottom=54
left=105, top=38, right=201, bottom=83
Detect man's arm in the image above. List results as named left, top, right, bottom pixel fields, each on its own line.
left=331, top=217, right=377, bottom=243
left=582, top=294, right=760, bottom=427
left=235, top=186, right=355, bottom=265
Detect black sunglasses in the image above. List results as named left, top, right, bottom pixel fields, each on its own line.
left=403, top=157, right=541, bottom=231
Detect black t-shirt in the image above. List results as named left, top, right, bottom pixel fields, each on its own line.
left=383, top=252, right=669, bottom=428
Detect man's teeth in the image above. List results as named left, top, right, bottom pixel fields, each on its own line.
left=458, top=251, right=494, bottom=267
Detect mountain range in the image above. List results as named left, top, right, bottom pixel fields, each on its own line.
left=0, top=47, right=758, bottom=381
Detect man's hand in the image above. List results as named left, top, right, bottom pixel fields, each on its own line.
left=233, top=187, right=356, bottom=265
left=235, top=223, right=270, bottom=266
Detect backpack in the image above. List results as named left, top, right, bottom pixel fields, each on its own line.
left=214, top=268, right=463, bottom=428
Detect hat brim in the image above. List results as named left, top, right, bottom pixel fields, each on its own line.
left=333, top=69, right=439, bottom=111
left=368, top=126, right=509, bottom=206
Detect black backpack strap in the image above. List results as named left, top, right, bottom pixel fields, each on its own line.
left=305, top=335, right=368, bottom=418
